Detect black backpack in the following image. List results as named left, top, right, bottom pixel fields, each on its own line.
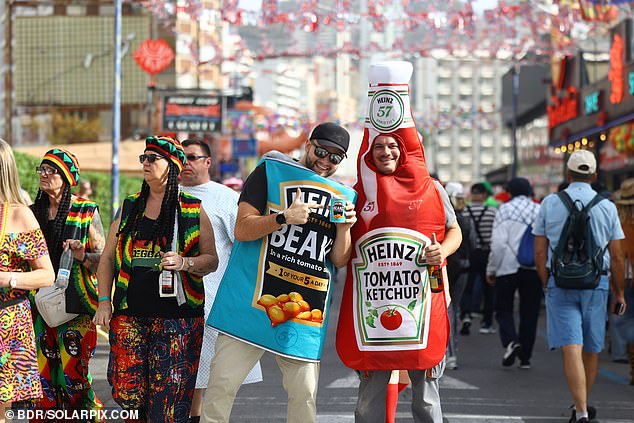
left=448, top=213, right=476, bottom=272
left=551, top=192, right=606, bottom=290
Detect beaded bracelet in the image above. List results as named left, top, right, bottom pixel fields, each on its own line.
left=98, top=295, right=111, bottom=302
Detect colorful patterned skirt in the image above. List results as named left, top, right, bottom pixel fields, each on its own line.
left=108, top=315, right=203, bottom=422
left=0, top=298, right=42, bottom=402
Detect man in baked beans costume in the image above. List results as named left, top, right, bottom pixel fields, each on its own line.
left=202, top=123, right=357, bottom=423
left=336, top=61, right=462, bottom=423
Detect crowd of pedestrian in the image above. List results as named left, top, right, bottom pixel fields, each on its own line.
left=1, top=61, right=633, bottom=423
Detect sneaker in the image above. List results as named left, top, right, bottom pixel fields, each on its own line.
left=519, top=360, right=531, bottom=369
left=446, top=356, right=458, bottom=370
left=460, top=319, right=471, bottom=335
left=502, top=342, right=521, bottom=367
left=569, top=405, right=597, bottom=422
left=479, top=325, right=497, bottom=334
left=588, top=405, right=596, bottom=420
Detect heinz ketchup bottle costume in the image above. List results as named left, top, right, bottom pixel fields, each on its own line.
left=336, top=61, right=450, bottom=371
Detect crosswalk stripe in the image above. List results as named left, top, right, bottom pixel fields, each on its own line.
left=326, top=372, right=478, bottom=390
left=326, top=372, right=359, bottom=388
left=440, top=375, right=479, bottom=390
left=316, top=413, right=633, bottom=423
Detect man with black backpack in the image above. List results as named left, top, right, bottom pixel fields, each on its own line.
left=534, top=150, right=627, bottom=423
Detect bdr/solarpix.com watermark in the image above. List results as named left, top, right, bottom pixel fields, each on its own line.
left=4, top=408, right=138, bottom=422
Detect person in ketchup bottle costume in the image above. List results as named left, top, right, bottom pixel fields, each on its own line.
left=336, top=61, right=462, bottom=423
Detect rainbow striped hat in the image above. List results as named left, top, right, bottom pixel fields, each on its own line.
left=41, top=148, right=80, bottom=186
left=145, top=135, right=186, bottom=173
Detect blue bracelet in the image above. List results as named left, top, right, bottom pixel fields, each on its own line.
left=98, top=295, right=111, bottom=302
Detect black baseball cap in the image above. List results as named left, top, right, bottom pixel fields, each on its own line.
left=506, top=177, right=533, bottom=197
left=310, top=122, right=350, bottom=155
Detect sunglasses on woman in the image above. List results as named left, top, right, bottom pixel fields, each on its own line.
left=138, top=154, right=165, bottom=164
left=311, top=142, right=345, bottom=165
left=35, top=166, right=58, bottom=176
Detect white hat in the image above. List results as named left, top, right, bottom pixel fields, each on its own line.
left=567, top=150, right=596, bottom=175
left=444, top=182, right=464, bottom=198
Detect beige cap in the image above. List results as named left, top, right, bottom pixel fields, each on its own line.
left=616, top=178, right=634, bottom=205
left=567, top=150, right=596, bottom=175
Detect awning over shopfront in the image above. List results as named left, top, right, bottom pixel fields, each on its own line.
left=548, top=20, right=634, bottom=154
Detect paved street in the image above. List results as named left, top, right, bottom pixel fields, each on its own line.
left=91, top=278, right=634, bottom=422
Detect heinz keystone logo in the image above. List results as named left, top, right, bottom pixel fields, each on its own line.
left=369, top=90, right=405, bottom=131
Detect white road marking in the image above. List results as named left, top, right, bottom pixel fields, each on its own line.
left=316, top=413, right=632, bottom=423
left=326, top=372, right=478, bottom=390
left=326, top=372, right=359, bottom=388
left=440, top=375, right=479, bottom=390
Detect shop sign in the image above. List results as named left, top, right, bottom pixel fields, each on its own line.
left=609, top=34, right=625, bottom=104
left=548, top=86, right=579, bottom=131
left=162, top=95, right=222, bottom=132
left=584, top=91, right=601, bottom=115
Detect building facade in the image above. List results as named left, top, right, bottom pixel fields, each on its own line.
left=410, top=56, right=511, bottom=185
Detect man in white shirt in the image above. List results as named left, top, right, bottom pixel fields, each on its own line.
left=180, top=139, right=262, bottom=423
left=486, top=177, right=541, bottom=369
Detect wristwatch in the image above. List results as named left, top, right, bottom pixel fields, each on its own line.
left=275, top=211, right=287, bottom=226
left=9, top=272, right=17, bottom=289
left=187, top=258, right=195, bottom=271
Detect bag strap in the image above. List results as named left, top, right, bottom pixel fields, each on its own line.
left=556, top=191, right=576, bottom=213
left=173, top=192, right=186, bottom=307
left=0, top=202, right=8, bottom=247
left=558, top=191, right=604, bottom=214
left=583, top=194, right=608, bottom=254
left=466, top=205, right=488, bottom=248
left=583, top=194, right=604, bottom=213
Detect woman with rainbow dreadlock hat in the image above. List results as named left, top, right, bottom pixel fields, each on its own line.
left=93, top=135, right=218, bottom=422
left=30, top=148, right=105, bottom=415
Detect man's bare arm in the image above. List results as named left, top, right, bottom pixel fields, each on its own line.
left=534, top=235, right=549, bottom=287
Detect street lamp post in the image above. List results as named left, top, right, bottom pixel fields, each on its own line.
left=511, top=62, right=519, bottom=179
left=422, top=95, right=439, bottom=175
left=4, top=0, right=14, bottom=143
left=111, top=0, right=122, bottom=219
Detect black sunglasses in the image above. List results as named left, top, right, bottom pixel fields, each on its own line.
left=311, top=142, right=344, bottom=165
left=186, top=155, right=209, bottom=162
left=139, top=154, right=165, bottom=164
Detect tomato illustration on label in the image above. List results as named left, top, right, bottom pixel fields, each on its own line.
left=364, top=299, right=417, bottom=330
left=380, top=308, right=403, bottom=331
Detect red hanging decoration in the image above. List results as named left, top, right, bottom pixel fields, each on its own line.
left=133, top=39, right=175, bottom=76
left=302, top=13, right=319, bottom=32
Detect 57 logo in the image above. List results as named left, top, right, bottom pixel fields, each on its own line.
left=369, top=90, right=404, bottom=132
left=376, top=105, right=393, bottom=118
